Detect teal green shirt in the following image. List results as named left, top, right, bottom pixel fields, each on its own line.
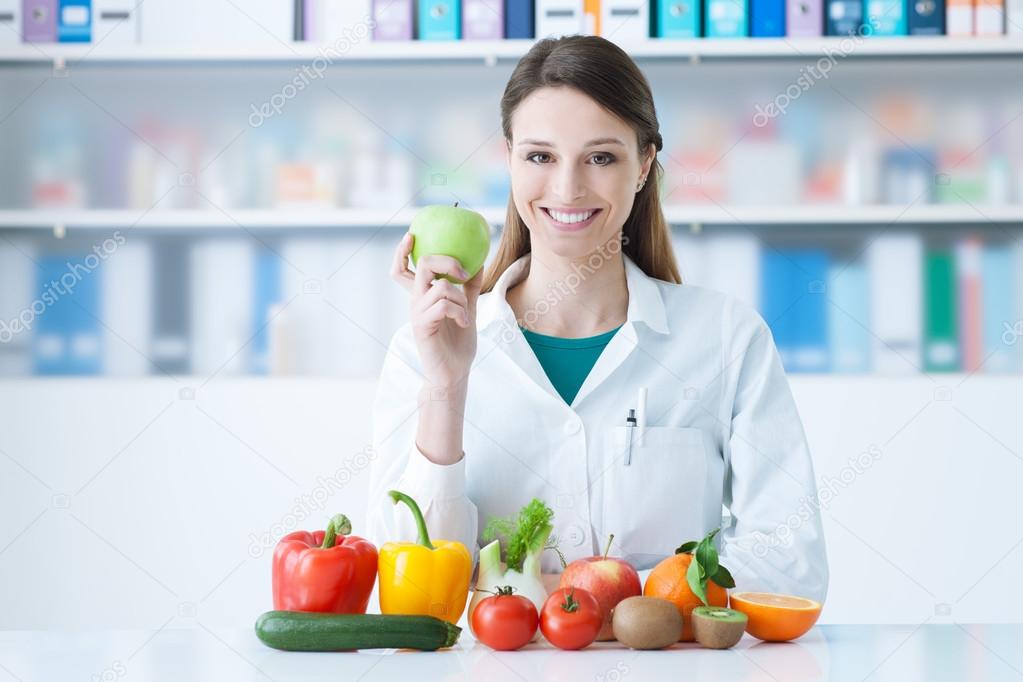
left=520, top=325, right=624, bottom=405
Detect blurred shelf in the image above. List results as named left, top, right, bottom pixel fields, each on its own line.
left=2, top=205, right=1022, bottom=232
left=667, top=204, right=1023, bottom=226
left=1, top=373, right=1019, bottom=383
left=0, top=208, right=507, bottom=231
left=2, top=37, right=1023, bottom=66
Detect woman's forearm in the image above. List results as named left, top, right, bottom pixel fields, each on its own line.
left=415, top=379, right=468, bottom=466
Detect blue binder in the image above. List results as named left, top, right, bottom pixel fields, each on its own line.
left=706, top=0, right=749, bottom=35
left=760, top=248, right=830, bottom=373
left=908, top=0, right=944, bottom=33
left=825, top=0, right=862, bottom=34
left=866, top=0, right=908, bottom=34
left=655, top=0, right=701, bottom=36
left=250, top=250, right=282, bottom=375
left=506, top=0, right=535, bottom=37
left=751, top=0, right=786, bottom=35
left=418, top=0, right=461, bottom=39
left=34, top=256, right=102, bottom=375
left=981, top=246, right=1016, bottom=373
left=828, top=262, right=870, bottom=373
left=57, top=0, right=90, bottom=42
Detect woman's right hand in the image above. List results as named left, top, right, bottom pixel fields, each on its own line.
left=391, top=232, right=484, bottom=388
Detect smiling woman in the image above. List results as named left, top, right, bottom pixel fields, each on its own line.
left=486, top=36, right=680, bottom=308
left=371, top=35, right=830, bottom=610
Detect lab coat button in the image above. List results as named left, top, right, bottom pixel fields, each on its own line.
left=565, top=524, right=585, bottom=547
left=563, top=420, right=581, bottom=436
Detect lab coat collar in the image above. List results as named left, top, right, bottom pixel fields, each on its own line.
left=477, top=250, right=670, bottom=338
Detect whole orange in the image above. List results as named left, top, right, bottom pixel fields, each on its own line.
left=643, top=553, right=728, bottom=641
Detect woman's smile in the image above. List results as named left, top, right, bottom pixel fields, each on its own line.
left=540, top=206, right=603, bottom=232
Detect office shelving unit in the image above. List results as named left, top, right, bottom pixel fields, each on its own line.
left=1, top=204, right=1021, bottom=232
left=2, top=37, right=1023, bottom=66
left=2, top=35, right=1021, bottom=379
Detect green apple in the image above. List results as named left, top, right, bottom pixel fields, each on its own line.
left=409, top=203, right=491, bottom=284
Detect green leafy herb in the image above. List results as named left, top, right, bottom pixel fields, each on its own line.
left=678, top=527, right=733, bottom=606
left=710, top=564, right=736, bottom=589
left=482, top=499, right=554, bottom=573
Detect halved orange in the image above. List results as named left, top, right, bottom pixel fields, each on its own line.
left=728, top=592, right=821, bottom=642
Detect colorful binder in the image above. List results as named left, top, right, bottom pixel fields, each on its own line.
left=866, top=0, right=908, bottom=33
left=418, top=0, right=460, bottom=39
left=825, top=0, right=862, bottom=34
left=828, top=262, right=871, bottom=373
left=751, top=0, right=786, bottom=35
left=463, top=0, right=504, bottom=38
left=956, top=238, right=983, bottom=373
left=787, top=0, right=823, bottom=35
left=250, top=249, right=282, bottom=375
left=372, top=0, right=413, bottom=39
left=760, top=248, right=830, bottom=373
left=57, top=0, right=90, bottom=42
left=34, top=255, right=102, bottom=375
left=602, top=0, right=649, bottom=39
left=506, top=0, right=535, bottom=36
left=908, top=0, right=945, bottom=33
left=22, top=0, right=57, bottom=42
left=706, top=0, right=749, bottom=35
left=317, top=0, right=373, bottom=42
left=93, top=0, right=138, bottom=45
left=654, top=0, right=701, bottom=36
left=981, top=245, right=1016, bottom=373
left=924, top=248, right=959, bottom=372
left=1009, top=0, right=1023, bottom=33
left=975, top=0, right=1004, bottom=33
left=869, top=234, right=923, bottom=374
left=584, top=0, right=599, bottom=33
left=946, top=0, right=974, bottom=33
left=536, top=0, right=584, bottom=37
left=0, top=0, right=19, bottom=45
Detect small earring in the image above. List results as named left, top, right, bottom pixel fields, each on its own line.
left=637, top=179, right=646, bottom=191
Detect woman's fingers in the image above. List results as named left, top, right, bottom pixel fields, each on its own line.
left=390, top=232, right=416, bottom=291
left=415, top=279, right=469, bottom=314
left=414, top=254, right=471, bottom=296
left=462, top=267, right=485, bottom=315
left=417, top=298, right=469, bottom=330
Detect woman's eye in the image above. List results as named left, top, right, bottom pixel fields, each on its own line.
left=525, top=152, right=616, bottom=165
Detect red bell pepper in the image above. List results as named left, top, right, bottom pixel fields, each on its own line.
left=272, top=514, right=378, bottom=614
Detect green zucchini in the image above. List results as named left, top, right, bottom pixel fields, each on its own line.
left=254, top=611, right=461, bottom=651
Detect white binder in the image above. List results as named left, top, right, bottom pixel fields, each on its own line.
left=536, top=0, right=585, bottom=38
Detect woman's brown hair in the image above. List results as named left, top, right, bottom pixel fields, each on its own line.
left=482, top=35, right=681, bottom=294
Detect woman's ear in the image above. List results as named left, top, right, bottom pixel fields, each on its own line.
left=639, top=142, right=656, bottom=184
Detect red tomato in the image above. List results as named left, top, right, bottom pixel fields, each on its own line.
left=471, top=588, right=539, bottom=651
left=540, top=588, right=603, bottom=650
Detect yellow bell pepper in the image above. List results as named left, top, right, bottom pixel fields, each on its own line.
left=378, top=490, right=472, bottom=624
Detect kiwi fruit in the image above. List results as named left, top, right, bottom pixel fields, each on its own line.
left=691, top=606, right=748, bottom=649
left=611, top=596, right=683, bottom=650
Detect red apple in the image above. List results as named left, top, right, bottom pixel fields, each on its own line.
left=558, top=535, right=641, bottom=641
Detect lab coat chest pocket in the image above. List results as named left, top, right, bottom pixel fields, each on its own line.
left=603, top=426, right=709, bottom=560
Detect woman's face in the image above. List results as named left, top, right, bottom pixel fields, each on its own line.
left=506, top=86, right=655, bottom=261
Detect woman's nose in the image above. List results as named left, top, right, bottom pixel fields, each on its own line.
left=552, top=165, right=585, bottom=202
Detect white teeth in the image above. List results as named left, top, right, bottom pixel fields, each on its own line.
left=546, top=209, right=596, bottom=224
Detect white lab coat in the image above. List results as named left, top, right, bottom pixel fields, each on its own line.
left=367, top=252, right=829, bottom=604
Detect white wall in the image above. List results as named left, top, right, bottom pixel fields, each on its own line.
left=0, top=375, right=1019, bottom=629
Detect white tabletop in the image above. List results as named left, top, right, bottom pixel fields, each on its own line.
left=0, top=624, right=1019, bottom=682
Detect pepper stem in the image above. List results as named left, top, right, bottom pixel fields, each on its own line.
left=388, top=490, right=435, bottom=550
left=320, top=514, right=352, bottom=549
